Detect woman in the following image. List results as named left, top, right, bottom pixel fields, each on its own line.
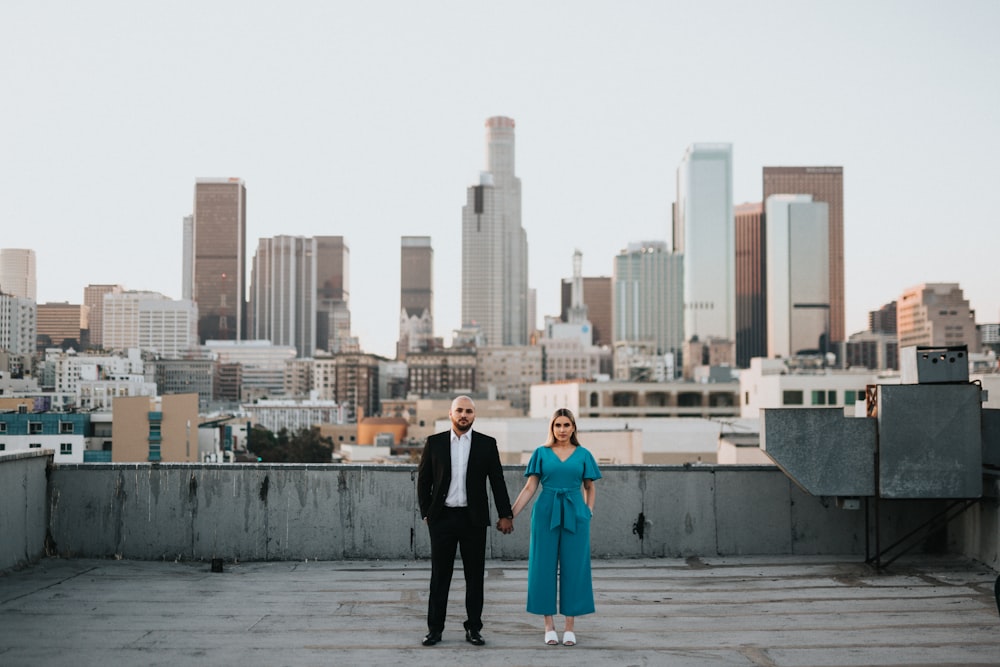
left=510, top=408, right=601, bottom=646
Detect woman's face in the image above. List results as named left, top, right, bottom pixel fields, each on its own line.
left=552, top=416, right=575, bottom=444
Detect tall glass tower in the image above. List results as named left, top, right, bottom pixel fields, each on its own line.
left=674, top=144, right=735, bottom=343
left=461, top=117, right=529, bottom=346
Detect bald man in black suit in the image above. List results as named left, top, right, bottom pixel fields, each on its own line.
left=417, top=395, right=513, bottom=647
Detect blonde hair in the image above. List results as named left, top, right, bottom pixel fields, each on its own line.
left=545, top=408, right=580, bottom=446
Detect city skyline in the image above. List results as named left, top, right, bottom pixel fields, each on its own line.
left=2, top=2, right=998, bottom=359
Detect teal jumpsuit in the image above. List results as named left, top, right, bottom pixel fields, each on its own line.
left=524, top=445, right=602, bottom=616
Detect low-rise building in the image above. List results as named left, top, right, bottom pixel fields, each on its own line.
left=739, top=356, right=886, bottom=419
left=0, top=408, right=91, bottom=463
left=530, top=379, right=739, bottom=420
left=111, top=393, right=199, bottom=462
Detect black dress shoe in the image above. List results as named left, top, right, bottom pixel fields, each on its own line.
left=465, top=629, right=485, bottom=646
left=422, top=631, right=442, bottom=646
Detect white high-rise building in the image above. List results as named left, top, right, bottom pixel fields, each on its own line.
left=674, top=144, right=734, bottom=343
left=250, top=236, right=317, bottom=358
left=765, top=195, right=831, bottom=358
left=0, top=248, right=37, bottom=301
left=0, top=292, right=36, bottom=357
left=613, top=241, right=684, bottom=362
left=103, top=291, right=199, bottom=358
left=462, top=116, right=529, bottom=346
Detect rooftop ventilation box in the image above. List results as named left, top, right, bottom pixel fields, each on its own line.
left=900, top=345, right=969, bottom=384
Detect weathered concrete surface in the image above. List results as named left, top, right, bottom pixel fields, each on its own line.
left=48, top=464, right=888, bottom=562
left=0, top=555, right=997, bottom=667
left=4, top=460, right=993, bottom=574
left=761, top=408, right=876, bottom=497
left=0, top=450, right=51, bottom=572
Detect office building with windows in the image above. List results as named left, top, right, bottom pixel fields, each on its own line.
left=191, top=178, right=246, bottom=343
left=765, top=195, right=830, bottom=358
left=763, top=166, right=844, bottom=345
left=674, top=143, right=735, bottom=344
left=399, top=236, right=434, bottom=357
left=462, top=116, right=529, bottom=346
left=250, top=235, right=317, bottom=358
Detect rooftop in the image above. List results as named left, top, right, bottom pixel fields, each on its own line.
left=1, top=554, right=997, bottom=666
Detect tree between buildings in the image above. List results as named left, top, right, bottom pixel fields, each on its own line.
left=248, top=425, right=334, bottom=463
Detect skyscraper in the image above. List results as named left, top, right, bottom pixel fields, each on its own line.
left=613, top=241, right=684, bottom=360
left=315, top=236, right=351, bottom=353
left=734, top=202, right=766, bottom=368
left=674, top=143, right=735, bottom=343
left=250, top=236, right=317, bottom=358
left=0, top=248, right=37, bottom=301
left=181, top=215, right=194, bottom=300
left=462, top=116, right=529, bottom=346
left=84, top=284, right=123, bottom=350
left=765, top=195, right=830, bottom=358
left=192, top=178, right=246, bottom=343
left=399, top=236, right=434, bottom=357
left=762, top=166, right=844, bottom=345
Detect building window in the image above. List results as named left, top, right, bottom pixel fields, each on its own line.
left=811, top=391, right=826, bottom=406
left=782, top=390, right=804, bottom=406
left=29, top=422, right=43, bottom=434
left=0, top=423, right=6, bottom=433
left=828, top=390, right=837, bottom=405
left=60, top=443, right=73, bottom=455
left=0, top=443, right=5, bottom=451
left=60, top=422, right=75, bottom=434
left=845, top=390, right=857, bottom=404
left=29, top=443, right=42, bottom=449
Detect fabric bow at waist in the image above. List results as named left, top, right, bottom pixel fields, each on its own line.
left=541, top=486, right=584, bottom=533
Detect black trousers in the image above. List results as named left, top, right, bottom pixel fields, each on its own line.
left=427, top=506, right=488, bottom=633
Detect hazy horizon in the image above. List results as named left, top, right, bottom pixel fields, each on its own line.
left=3, top=1, right=997, bottom=358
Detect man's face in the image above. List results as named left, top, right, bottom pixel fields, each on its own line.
left=450, top=398, right=475, bottom=434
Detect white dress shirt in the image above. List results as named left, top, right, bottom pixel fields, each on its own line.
left=444, top=429, right=471, bottom=507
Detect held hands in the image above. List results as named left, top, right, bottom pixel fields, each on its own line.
left=496, top=517, right=514, bottom=534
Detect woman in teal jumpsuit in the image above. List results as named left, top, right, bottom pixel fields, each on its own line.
left=510, top=408, right=601, bottom=646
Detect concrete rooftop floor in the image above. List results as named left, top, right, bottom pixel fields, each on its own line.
left=1, top=555, right=998, bottom=667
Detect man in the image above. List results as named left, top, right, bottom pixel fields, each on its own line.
left=417, top=395, right=513, bottom=647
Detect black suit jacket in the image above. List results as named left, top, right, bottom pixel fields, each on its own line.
left=417, top=429, right=513, bottom=528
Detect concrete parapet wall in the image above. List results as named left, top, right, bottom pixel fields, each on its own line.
left=0, top=450, right=52, bottom=571
left=953, top=471, right=1000, bottom=571
left=0, top=461, right=982, bottom=568
left=40, top=463, right=901, bottom=561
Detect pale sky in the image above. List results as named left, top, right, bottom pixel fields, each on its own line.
left=2, top=1, right=997, bottom=359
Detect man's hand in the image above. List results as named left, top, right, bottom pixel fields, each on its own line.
left=496, top=517, right=513, bottom=534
